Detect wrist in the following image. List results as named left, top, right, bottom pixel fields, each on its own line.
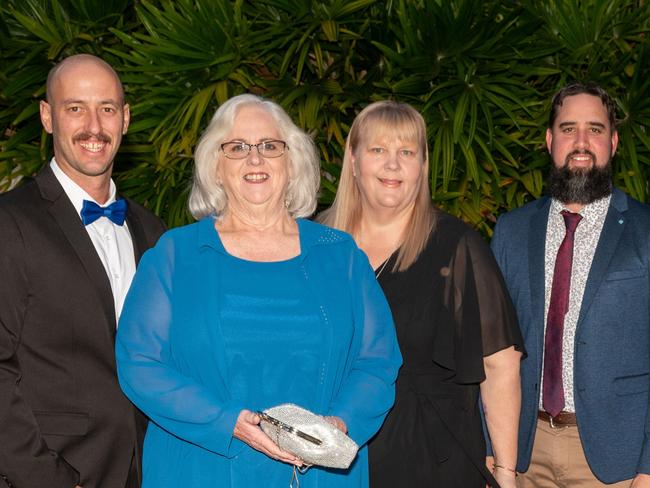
left=493, top=463, right=517, bottom=477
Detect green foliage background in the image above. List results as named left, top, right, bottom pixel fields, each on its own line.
left=2, top=0, right=650, bottom=234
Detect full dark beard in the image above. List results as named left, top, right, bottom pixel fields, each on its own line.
left=547, top=156, right=613, bottom=205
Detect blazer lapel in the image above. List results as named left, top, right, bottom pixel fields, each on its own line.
left=124, top=200, right=148, bottom=265
left=529, top=197, right=551, bottom=367
left=577, top=190, right=628, bottom=331
left=36, top=166, right=117, bottom=330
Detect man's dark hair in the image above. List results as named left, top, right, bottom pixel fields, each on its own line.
left=548, top=82, right=618, bottom=130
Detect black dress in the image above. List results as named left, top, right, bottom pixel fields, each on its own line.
left=368, top=212, right=524, bottom=487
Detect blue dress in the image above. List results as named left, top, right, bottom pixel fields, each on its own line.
left=115, top=217, right=401, bottom=487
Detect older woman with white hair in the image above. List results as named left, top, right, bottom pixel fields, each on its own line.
left=115, top=94, right=401, bottom=488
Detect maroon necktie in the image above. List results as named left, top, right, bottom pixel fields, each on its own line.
left=543, top=210, right=582, bottom=417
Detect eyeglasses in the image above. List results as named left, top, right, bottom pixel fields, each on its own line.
left=220, top=140, right=288, bottom=159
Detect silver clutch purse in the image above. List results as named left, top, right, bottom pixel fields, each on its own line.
left=259, top=403, right=359, bottom=469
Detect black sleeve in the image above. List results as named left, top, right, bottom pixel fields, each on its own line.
left=0, top=206, right=79, bottom=488
left=460, top=229, right=525, bottom=357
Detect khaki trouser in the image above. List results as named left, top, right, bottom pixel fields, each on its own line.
left=517, top=419, right=632, bottom=488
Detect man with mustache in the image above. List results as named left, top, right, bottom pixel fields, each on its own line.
left=0, top=54, right=165, bottom=487
left=491, top=83, right=650, bottom=487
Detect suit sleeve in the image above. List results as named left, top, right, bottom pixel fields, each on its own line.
left=490, top=216, right=508, bottom=272
left=326, top=245, right=402, bottom=446
left=115, top=237, right=246, bottom=458
left=640, top=383, right=650, bottom=474
left=0, top=207, right=79, bottom=488
left=638, top=234, right=650, bottom=475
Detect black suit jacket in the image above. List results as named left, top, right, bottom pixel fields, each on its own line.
left=0, top=165, right=165, bottom=488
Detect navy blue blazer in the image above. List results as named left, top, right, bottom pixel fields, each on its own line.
left=491, top=188, right=650, bottom=483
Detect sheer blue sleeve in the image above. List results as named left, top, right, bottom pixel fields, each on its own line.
left=328, top=246, right=402, bottom=446
left=115, top=234, right=245, bottom=457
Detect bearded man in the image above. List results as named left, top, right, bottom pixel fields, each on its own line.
left=491, top=82, right=650, bottom=488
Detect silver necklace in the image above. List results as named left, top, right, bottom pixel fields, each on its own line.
left=374, top=258, right=391, bottom=279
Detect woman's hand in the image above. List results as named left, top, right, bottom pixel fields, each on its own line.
left=481, top=346, right=522, bottom=488
left=233, top=409, right=303, bottom=466
left=324, top=416, right=347, bottom=434
left=492, top=464, right=517, bottom=488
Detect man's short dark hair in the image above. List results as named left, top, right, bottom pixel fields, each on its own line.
left=548, top=82, right=618, bottom=130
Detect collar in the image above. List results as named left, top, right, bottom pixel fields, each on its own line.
left=550, top=194, right=611, bottom=223
left=49, top=158, right=118, bottom=219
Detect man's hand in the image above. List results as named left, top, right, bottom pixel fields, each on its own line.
left=631, top=473, right=650, bottom=487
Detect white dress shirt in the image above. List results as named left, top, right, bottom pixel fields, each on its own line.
left=50, top=159, right=136, bottom=322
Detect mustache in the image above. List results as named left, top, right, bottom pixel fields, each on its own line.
left=73, top=132, right=111, bottom=144
left=564, top=149, right=597, bottom=167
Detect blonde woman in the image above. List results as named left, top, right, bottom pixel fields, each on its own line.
left=320, top=101, right=524, bottom=488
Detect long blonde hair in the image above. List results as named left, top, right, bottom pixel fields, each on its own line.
left=320, top=101, right=435, bottom=272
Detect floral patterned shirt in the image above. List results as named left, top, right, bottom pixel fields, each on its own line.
left=541, top=195, right=611, bottom=412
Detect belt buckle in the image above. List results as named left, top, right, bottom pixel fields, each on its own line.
left=547, top=414, right=567, bottom=429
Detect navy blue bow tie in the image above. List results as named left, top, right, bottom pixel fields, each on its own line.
left=81, top=198, right=128, bottom=226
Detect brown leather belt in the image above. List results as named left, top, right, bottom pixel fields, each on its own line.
left=538, top=410, right=577, bottom=428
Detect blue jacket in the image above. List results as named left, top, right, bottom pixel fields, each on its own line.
left=115, top=217, right=401, bottom=487
left=491, top=188, right=650, bottom=483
